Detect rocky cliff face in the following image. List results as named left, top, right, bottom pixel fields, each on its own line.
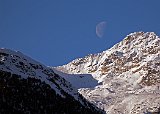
left=56, top=32, right=160, bottom=114
left=0, top=48, right=104, bottom=114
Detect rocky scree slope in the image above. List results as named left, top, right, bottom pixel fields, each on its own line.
left=0, top=48, right=104, bottom=114
left=56, top=32, right=160, bottom=114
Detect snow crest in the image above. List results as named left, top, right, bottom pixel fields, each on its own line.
left=0, top=48, right=90, bottom=107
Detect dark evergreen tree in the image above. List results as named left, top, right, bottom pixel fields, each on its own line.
left=0, top=70, right=104, bottom=114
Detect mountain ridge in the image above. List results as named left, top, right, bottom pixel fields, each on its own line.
left=55, top=31, right=160, bottom=114
left=0, top=48, right=104, bottom=114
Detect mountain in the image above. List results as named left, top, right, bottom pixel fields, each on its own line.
left=55, top=32, right=160, bottom=114
left=0, top=48, right=104, bottom=114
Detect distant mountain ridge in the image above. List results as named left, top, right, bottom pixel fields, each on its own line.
left=0, top=48, right=104, bottom=114
left=56, top=32, right=160, bottom=114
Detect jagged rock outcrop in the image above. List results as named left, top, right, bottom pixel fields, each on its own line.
left=56, top=32, right=160, bottom=114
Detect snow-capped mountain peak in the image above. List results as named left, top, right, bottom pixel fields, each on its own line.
left=56, top=32, right=160, bottom=114
left=57, top=32, right=160, bottom=85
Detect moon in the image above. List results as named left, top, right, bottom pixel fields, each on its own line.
left=96, top=21, right=107, bottom=38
